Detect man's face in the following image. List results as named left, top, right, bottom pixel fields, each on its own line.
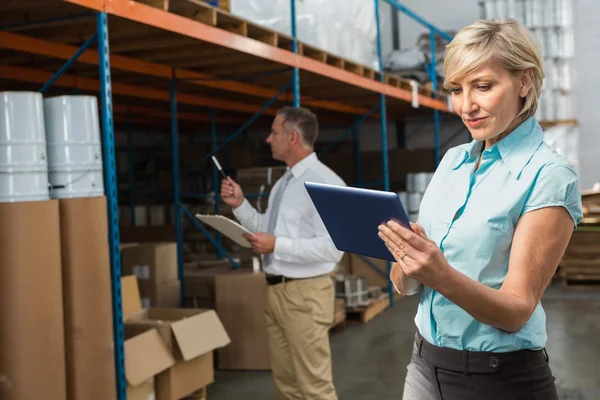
left=266, top=114, right=292, bottom=162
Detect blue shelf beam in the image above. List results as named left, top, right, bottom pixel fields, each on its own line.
left=40, top=32, right=97, bottom=93
left=210, top=108, right=224, bottom=259
left=194, top=80, right=292, bottom=168
left=318, top=103, right=380, bottom=157
left=290, top=0, right=300, bottom=107
left=96, top=12, right=127, bottom=400
left=126, top=113, right=136, bottom=226
left=375, top=0, right=394, bottom=306
left=383, top=0, right=453, bottom=41
left=384, top=0, right=454, bottom=166
left=170, top=68, right=185, bottom=307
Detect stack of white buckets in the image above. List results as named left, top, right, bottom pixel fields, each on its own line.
left=397, top=172, right=434, bottom=223
left=0, top=92, right=104, bottom=202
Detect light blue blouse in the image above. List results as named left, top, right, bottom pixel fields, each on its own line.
left=416, top=117, right=583, bottom=353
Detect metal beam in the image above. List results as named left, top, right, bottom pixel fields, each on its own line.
left=319, top=103, right=380, bottom=156
left=210, top=108, right=223, bottom=259
left=195, top=80, right=292, bottom=167
left=170, top=69, right=185, bottom=307
left=0, top=31, right=373, bottom=116
left=96, top=11, right=126, bottom=400
left=0, top=65, right=278, bottom=116
left=290, top=0, right=300, bottom=107
left=375, top=0, right=394, bottom=307
left=40, top=33, right=97, bottom=93
left=383, top=0, right=453, bottom=41
left=60, top=0, right=450, bottom=112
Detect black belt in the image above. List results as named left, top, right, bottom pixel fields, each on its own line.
left=265, top=274, right=324, bottom=286
left=416, top=331, right=549, bottom=374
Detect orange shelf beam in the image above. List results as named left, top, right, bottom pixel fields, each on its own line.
left=62, top=0, right=450, bottom=113
left=0, top=65, right=278, bottom=116
left=0, top=31, right=372, bottom=116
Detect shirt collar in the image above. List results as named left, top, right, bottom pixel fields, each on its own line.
left=452, top=117, right=543, bottom=178
left=289, top=152, right=318, bottom=178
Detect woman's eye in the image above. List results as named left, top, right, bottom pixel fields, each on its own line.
left=478, top=85, right=491, bottom=91
left=450, top=88, right=462, bottom=95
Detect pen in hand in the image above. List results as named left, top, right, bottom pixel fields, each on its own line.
left=211, top=155, right=228, bottom=180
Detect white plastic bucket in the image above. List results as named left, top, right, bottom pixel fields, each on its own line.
left=407, top=192, right=422, bottom=213
left=0, top=92, right=50, bottom=202
left=43, top=95, right=105, bottom=199
left=414, top=172, right=430, bottom=193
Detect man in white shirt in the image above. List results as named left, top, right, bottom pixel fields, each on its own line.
left=221, top=106, right=345, bottom=400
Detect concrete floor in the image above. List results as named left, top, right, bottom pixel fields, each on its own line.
left=208, top=281, right=600, bottom=400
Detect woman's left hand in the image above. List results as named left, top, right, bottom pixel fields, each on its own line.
left=378, top=220, right=452, bottom=290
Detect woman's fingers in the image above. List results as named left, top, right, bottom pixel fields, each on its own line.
left=379, top=226, right=419, bottom=260
left=386, top=220, right=429, bottom=251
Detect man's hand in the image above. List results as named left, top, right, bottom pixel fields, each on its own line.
left=220, top=177, right=244, bottom=208
left=244, top=232, right=276, bottom=255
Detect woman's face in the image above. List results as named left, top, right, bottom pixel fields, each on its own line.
left=447, top=60, right=529, bottom=146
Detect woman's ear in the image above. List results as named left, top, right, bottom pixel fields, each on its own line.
left=520, top=69, right=533, bottom=98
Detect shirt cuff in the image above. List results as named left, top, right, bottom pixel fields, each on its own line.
left=232, top=198, right=252, bottom=219
left=273, top=236, right=293, bottom=262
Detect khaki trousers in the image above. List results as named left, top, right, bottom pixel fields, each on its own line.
left=265, top=275, right=338, bottom=400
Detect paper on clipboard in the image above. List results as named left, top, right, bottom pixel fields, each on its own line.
left=194, top=214, right=253, bottom=248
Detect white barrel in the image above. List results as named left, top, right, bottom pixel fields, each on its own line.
left=496, top=0, right=507, bottom=18
left=406, top=173, right=415, bottom=192
left=397, top=191, right=408, bottom=208
left=414, top=172, right=430, bottom=193
left=409, top=212, right=419, bottom=223
left=484, top=0, right=496, bottom=19
left=0, top=92, right=50, bottom=202
left=43, top=95, right=105, bottom=199
left=407, top=192, right=422, bottom=213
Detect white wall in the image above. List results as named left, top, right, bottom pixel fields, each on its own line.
left=574, top=0, right=600, bottom=189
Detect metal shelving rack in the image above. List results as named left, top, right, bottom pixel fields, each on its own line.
left=0, top=1, right=453, bottom=398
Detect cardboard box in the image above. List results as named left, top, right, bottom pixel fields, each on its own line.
left=126, top=379, right=154, bottom=400
left=122, top=276, right=231, bottom=400
left=214, top=271, right=271, bottom=371
left=121, top=243, right=178, bottom=285
left=124, top=326, right=175, bottom=398
left=0, top=200, right=67, bottom=400
left=59, top=197, right=116, bottom=400
left=139, top=280, right=181, bottom=308
left=184, top=266, right=271, bottom=370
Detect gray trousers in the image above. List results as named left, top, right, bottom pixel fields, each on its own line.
left=402, top=332, right=559, bottom=400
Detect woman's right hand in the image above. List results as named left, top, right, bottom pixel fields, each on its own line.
left=220, top=177, right=245, bottom=208
left=388, top=222, right=427, bottom=296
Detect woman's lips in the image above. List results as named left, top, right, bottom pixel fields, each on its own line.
left=466, top=117, right=488, bottom=128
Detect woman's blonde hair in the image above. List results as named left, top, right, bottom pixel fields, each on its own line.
left=443, top=18, right=545, bottom=120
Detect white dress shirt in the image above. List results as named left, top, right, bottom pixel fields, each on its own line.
left=232, top=152, right=346, bottom=278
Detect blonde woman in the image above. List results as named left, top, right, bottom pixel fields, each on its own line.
left=378, top=19, right=582, bottom=399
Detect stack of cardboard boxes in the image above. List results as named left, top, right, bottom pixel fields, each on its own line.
left=121, top=242, right=181, bottom=308
left=122, top=276, right=231, bottom=400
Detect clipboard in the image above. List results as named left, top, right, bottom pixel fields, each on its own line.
left=194, top=214, right=253, bottom=248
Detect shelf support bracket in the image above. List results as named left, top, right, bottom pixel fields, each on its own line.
left=40, top=32, right=97, bottom=93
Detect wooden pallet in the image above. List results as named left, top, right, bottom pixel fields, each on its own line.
left=345, top=294, right=390, bottom=324
left=559, top=228, right=600, bottom=289
left=330, top=298, right=347, bottom=333
left=132, top=0, right=445, bottom=99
